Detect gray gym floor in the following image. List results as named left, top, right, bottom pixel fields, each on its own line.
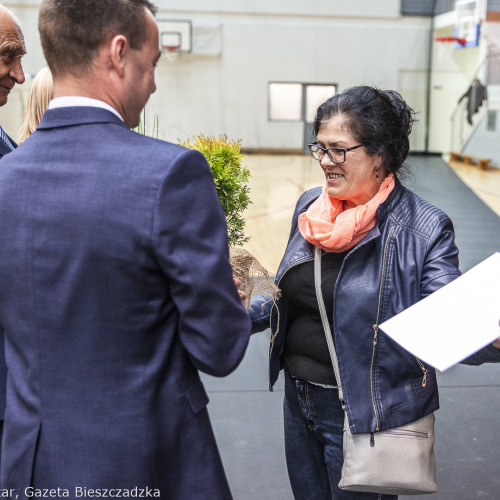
left=202, top=155, right=500, bottom=499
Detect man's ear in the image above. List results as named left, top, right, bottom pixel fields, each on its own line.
left=109, top=34, right=128, bottom=76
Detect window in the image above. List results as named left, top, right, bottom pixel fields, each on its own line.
left=305, top=85, right=337, bottom=122
left=268, top=83, right=302, bottom=121
left=268, top=83, right=336, bottom=123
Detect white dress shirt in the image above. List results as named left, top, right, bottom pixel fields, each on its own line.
left=48, top=96, right=124, bottom=122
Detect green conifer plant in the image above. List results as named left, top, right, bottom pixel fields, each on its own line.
left=180, top=134, right=252, bottom=247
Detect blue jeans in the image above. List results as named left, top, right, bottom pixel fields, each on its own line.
left=283, top=371, right=397, bottom=500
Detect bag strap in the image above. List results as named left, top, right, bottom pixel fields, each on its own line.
left=314, top=233, right=390, bottom=407
left=314, top=247, right=345, bottom=404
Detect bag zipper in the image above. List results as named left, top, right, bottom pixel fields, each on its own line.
left=380, top=428, right=429, bottom=439
left=370, top=425, right=429, bottom=446
left=370, top=226, right=394, bottom=432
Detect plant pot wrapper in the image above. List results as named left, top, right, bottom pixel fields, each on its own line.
left=230, top=247, right=281, bottom=311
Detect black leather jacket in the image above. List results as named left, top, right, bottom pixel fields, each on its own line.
left=250, top=180, right=500, bottom=434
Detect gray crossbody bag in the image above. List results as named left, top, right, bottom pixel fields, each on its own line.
left=314, top=247, right=438, bottom=495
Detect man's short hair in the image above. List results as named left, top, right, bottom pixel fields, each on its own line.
left=39, top=0, right=158, bottom=77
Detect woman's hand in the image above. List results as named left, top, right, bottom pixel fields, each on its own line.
left=494, top=320, right=500, bottom=349
left=234, top=277, right=246, bottom=303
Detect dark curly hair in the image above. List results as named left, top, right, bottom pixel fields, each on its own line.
left=313, top=86, right=416, bottom=176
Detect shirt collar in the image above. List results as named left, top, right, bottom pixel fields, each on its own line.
left=48, top=96, right=124, bottom=122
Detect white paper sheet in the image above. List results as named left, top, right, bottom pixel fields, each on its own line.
left=379, top=252, right=500, bottom=372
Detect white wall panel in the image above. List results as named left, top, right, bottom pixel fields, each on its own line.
left=0, top=2, right=464, bottom=153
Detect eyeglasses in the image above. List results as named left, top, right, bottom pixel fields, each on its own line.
left=308, top=143, right=363, bottom=164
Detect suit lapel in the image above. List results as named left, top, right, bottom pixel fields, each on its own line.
left=0, top=134, right=16, bottom=158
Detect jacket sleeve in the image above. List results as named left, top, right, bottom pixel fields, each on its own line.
left=153, top=148, right=251, bottom=377
left=249, top=294, right=274, bottom=334
left=461, top=344, right=500, bottom=365
left=421, top=215, right=500, bottom=365
left=420, top=215, right=461, bottom=298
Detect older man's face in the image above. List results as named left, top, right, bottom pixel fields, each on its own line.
left=0, top=8, right=26, bottom=107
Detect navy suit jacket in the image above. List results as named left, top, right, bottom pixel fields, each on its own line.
left=0, top=134, right=15, bottom=158
left=0, top=133, right=17, bottom=421
left=0, top=107, right=251, bottom=497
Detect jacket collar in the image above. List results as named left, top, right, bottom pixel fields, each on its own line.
left=276, top=180, right=405, bottom=280
left=342, top=179, right=405, bottom=253
left=37, top=106, right=127, bottom=131
left=0, top=132, right=16, bottom=158
left=376, top=177, right=405, bottom=223
left=0, top=140, right=13, bottom=157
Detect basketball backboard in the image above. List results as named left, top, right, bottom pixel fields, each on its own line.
left=454, top=0, right=486, bottom=48
left=157, top=19, right=192, bottom=54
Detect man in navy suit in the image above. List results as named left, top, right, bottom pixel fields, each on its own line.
left=0, top=0, right=250, bottom=497
left=0, top=2, right=25, bottom=469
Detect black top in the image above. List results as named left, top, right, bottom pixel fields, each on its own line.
left=281, top=250, right=347, bottom=386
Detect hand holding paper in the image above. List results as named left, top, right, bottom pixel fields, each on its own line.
left=494, top=320, right=500, bottom=349
left=380, top=253, right=500, bottom=372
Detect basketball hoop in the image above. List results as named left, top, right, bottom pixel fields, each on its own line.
left=435, top=36, right=467, bottom=46
left=162, top=45, right=180, bottom=53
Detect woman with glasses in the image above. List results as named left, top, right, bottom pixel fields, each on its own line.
left=249, top=86, right=500, bottom=500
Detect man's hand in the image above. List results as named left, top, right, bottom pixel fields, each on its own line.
left=234, top=277, right=246, bottom=303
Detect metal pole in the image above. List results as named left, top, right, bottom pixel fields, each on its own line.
left=425, top=0, right=438, bottom=153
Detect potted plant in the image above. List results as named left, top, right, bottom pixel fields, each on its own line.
left=180, top=134, right=280, bottom=309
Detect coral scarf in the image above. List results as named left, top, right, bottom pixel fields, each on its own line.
left=298, top=174, right=395, bottom=252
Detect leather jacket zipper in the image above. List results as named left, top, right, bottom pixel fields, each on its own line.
left=268, top=255, right=315, bottom=391
left=370, top=226, right=394, bottom=431
left=416, top=357, right=428, bottom=387
left=370, top=324, right=380, bottom=431
left=268, top=301, right=279, bottom=392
